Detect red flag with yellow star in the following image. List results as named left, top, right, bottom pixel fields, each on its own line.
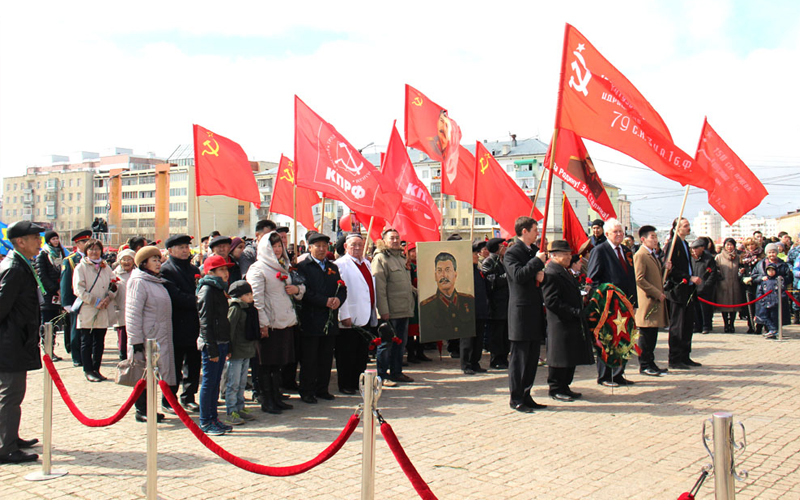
left=473, top=141, right=543, bottom=235
left=269, top=154, right=321, bottom=232
left=193, top=124, right=260, bottom=207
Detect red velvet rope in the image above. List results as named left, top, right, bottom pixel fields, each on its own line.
left=697, top=290, right=772, bottom=308
left=677, top=494, right=694, bottom=500
left=43, top=354, right=146, bottom=427
left=786, top=290, right=800, bottom=307
left=380, top=421, right=438, bottom=500
left=159, top=380, right=358, bottom=476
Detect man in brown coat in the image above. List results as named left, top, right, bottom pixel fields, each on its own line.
left=633, top=225, right=671, bottom=376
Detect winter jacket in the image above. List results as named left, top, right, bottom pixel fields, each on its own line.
left=296, top=256, right=347, bottom=336
left=0, top=251, right=42, bottom=372
left=481, top=252, right=509, bottom=320
left=73, top=257, right=116, bottom=329
left=113, top=266, right=131, bottom=327
left=59, top=252, right=82, bottom=308
left=227, top=298, right=257, bottom=360
left=35, top=244, right=66, bottom=310
left=160, top=256, right=201, bottom=347
left=246, top=233, right=305, bottom=330
left=196, top=275, right=231, bottom=359
left=335, top=253, right=377, bottom=328
left=370, top=240, right=414, bottom=319
left=125, top=268, right=176, bottom=385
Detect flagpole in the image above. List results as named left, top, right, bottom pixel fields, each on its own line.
left=662, top=185, right=691, bottom=282
left=292, top=183, right=298, bottom=255
left=530, top=132, right=553, bottom=217
left=470, top=143, right=479, bottom=241
left=439, top=185, right=445, bottom=241
left=366, top=216, right=376, bottom=252
left=319, top=196, right=326, bottom=234
left=539, top=128, right=559, bottom=249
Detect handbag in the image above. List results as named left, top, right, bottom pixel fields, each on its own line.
left=115, top=354, right=146, bottom=387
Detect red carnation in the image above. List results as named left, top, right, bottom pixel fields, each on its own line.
left=681, top=279, right=688, bottom=284
left=391, top=337, right=402, bottom=345
left=337, top=280, right=346, bottom=287
left=586, top=278, right=593, bottom=284
left=706, top=267, right=712, bottom=273
left=194, top=274, right=201, bottom=279
left=277, top=273, right=288, bottom=281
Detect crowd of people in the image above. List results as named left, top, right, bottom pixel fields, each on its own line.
left=1, top=214, right=799, bottom=462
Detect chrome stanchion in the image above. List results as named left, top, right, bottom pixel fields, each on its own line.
left=777, top=277, right=783, bottom=341
left=145, top=339, right=159, bottom=500
left=360, top=370, right=381, bottom=500
left=702, top=411, right=748, bottom=500
left=25, top=323, right=68, bottom=481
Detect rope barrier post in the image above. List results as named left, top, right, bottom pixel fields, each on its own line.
left=707, top=411, right=747, bottom=499
left=777, top=277, right=783, bottom=341
left=25, top=323, right=68, bottom=482
left=360, top=370, right=379, bottom=500
left=145, top=339, right=159, bottom=500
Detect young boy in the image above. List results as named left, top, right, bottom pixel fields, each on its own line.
left=197, top=255, right=234, bottom=436
left=224, top=280, right=258, bottom=425
left=756, top=263, right=781, bottom=339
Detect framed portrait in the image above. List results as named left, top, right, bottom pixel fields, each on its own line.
left=417, top=240, right=475, bottom=342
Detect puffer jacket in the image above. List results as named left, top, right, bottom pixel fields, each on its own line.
left=0, top=251, right=42, bottom=372
left=35, top=244, right=66, bottom=310
left=73, top=257, right=116, bottom=329
left=370, top=240, right=414, bottom=318
left=196, top=275, right=231, bottom=359
left=246, top=233, right=305, bottom=329
left=113, top=266, right=131, bottom=327
left=227, top=298, right=257, bottom=360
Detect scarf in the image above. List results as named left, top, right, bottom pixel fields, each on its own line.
left=14, top=250, right=47, bottom=295
left=44, top=243, right=64, bottom=269
left=723, top=248, right=738, bottom=261
left=197, top=274, right=226, bottom=293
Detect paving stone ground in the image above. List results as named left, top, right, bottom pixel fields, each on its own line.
left=3, top=319, right=800, bottom=499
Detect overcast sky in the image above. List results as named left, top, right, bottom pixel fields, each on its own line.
left=1, top=0, right=798, bottom=228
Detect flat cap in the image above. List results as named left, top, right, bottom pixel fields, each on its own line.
left=275, top=226, right=290, bottom=234
left=6, top=220, right=45, bottom=240
left=209, top=235, right=232, bottom=249
left=72, top=229, right=92, bottom=242
left=472, top=240, right=487, bottom=253
left=307, top=232, right=330, bottom=245
left=165, top=234, right=193, bottom=248
left=591, top=219, right=604, bottom=228
left=548, top=240, right=573, bottom=253
left=228, top=280, right=253, bottom=298
left=486, top=237, right=504, bottom=253
left=690, top=239, right=706, bottom=249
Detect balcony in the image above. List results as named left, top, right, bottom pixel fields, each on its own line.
left=515, top=170, right=535, bottom=179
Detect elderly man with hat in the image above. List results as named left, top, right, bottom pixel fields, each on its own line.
left=60, top=229, right=92, bottom=366
left=0, top=221, right=47, bottom=464
left=590, top=219, right=606, bottom=247
left=482, top=237, right=510, bottom=369
left=158, top=234, right=202, bottom=413
left=34, top=230, right=68, bottom=361
left=228, top=237, right=245, bottom=285
left=295, top=232, right=347, bottom=403
left=690, top=238, right=718, bottom=335
left=542, top=240, right=594, bottom=401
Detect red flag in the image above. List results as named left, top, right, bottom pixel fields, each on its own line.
left=269, top=155, right=321, bottom=232
left=555, top=24, right=715, bottom=192
left=473, top=142, right=543, bottom=236
left=695, top=119, right=768, bottom=225
left=562, top=192, right=589, bottom=254
left=382, top=124, right=442, bottom=243
left=544, top=129, right=617, bottom=220
left=404, top=85, right=468, bottom=201
left=294, top=96, right=401, bottom=221
left=354, top=212, right=384, bottom=243
left=193, top=124, right=260, bottom=207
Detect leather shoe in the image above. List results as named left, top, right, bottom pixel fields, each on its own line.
left=95, top=371, right=108, bottom=381
left=392, top=374, right=414, bottom=383
left=550, top=393, right=574, bottom=402
left=85, top=372, right=102, bottom=382
left=640, top=368, right=663, bottom=377
left=491, top=362, right=509, bottom=369
left=510, top=403, right=534, bottom=413
left=613, top=377, right=635, bottom=386
left=669, top=362, right=691, bottom=370
left=184, top=402, right=200, bottom=412
left=300, top=394, right=318, bottom=404
left=51, top=354, right=63, bottom=362
left=315, top=392, right=335, bottom=401
left=653, top=364, right=669, bottom=374
left=472, top=366, right=488, bottom=373
left=599, top=380, right=619, bottom=388
left=0, top=449, right=38, bottom=464
left=463, top=368, right=475, bottom=375
left=381, top=379, right=397, bottom=387
left=417, top=353, right=433, bottom=362
left=134, top=412, right=165, bottom=423
left=17, top=438, right=38, bottom=449
left=685, top=358, right=703, bottom=367
left=564, top=389, right=582, bottom=399
left=524, top=398, right=548, bottom=409
left=161, top=405, right=177, bottom=415
left=73, top=362, right=82, bottom=367
left=339, top=388, right=357, bottom=395
left=406, top=356, right=422, bottom=364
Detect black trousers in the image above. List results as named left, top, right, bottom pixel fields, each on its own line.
left=0, top=371, right=27, bottom=455
left=281, top=329, right=302, bottom=390
left=508, top=340, right=539, bottom=406
left=547, top=366, right=575, bottom=394
left=299, top=335, right=336, bottom=397
left=638, top=327, right=659, bottom=370
left=596, top=354, right=625, bottom=382
left=69, top=312, right=81, bottom=363
left=694, top=299, right=714, bottom=332
left=80, top=328, right=106, bottom=373
left=460, top=319, right=487, bottom=370
left=164, top=343, right=201, bottom=407
left=668, top=299, right=695, bottom=364
left=335, top=328, right=369, bottom=392
left=488, top=320, right=510, bottom=366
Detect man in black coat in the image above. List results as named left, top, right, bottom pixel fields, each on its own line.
left=542, top=240, right=594, bottom=402
left=587, top=218, right=637, bottom=387
left=160, top=234, right=202, bottom=413
left=0, top=221, right=46, bottom=464
left=690, top=239, right=718, bottom=335
left=503, top=216, right=548, bottom=413
left=664, top=218, right=704, bottom=369
left=482, top=237, right=510, bottom=369
left=296, top=233, right=347, bottom=404
left=460, top=242, right=489, bottom=375
left=60, top=229, right=91, bottom=366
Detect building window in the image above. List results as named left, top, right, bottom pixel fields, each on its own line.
left=94, top=206, right=105, bottom=215
left=140, top=190, right=155, bottom=198
left=77, top=179, right=81, bottom=187
left=37, top=195, right=41, bottom=202
left=69, top=193, right=73, bottom=201
left=140, top=175, right=155, bottom=184
left=461, top=218, right=469, bottom=226
left=37, top=182, right=41, bottom=189
left=169, top=187, right=187, bottom=197
left=68, top=207, right=73, bottom=215
left=60, top=194, right=64, bottom=201
left=61, top=181, right=65, bottom=188
left=238, top=219, right=245, bottom=228
left=170, top=172, right=188, bottom=182
left=139, top=219, right=155, bottom=228
left=422, top=170, right=429, bottom=179
left=430, top=182, right=441, bottom=195
left=140, top=204, right=156, bottom=213
left=77, top=193, right=81, bottom=201
left=168, top=203, right=187, bottom=212
left=238, top=205, right=245, bottom=215
left=77, top=207, right=81, bottom=214
left=475, top=217, right=485, bottom=225
left=462, top=202, right=470, bottom=209
left=122, top=192, right=138, bottom=200
left=60, top=207, right=64, bottom=215
left=95, top=193, right=108, bottom=201
left=69, top=179, right=73, bottom=187
left=450, top=218, right=456, bottom=226
left=13, top=209, right=18, bottom=216
left=449, top=201, right=456, bottom=209
left=122, top=205, right=137, bottom=214
left=36, top=208, right=40, bottom=216
left=122, top=178, right=138, bottom=186
left=169, top=218, right=188, bottom=228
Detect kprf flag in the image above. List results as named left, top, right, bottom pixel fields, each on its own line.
left=193, top=124, right=260, bottom=207
left=382, top=124, right=442, bottom=243
left=555, top=24, right=715, bottom=192
left=295, top=96, right=401, bottom=222
left=473, top=142, right=543, bottom=236
left=695, top=119, right=768, bottom=225
left=544, top=129, right=617, bottom=220
left=404, top=84, right=468, bottom=201
left=562, top=192, right=589, bottom=254
left=269, top=155, right=321, bottom=232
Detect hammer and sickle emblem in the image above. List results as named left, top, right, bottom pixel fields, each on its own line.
left=568, top=49, right=592, bottom=97
left=280, top=168, right=295, bottom=184
left=479, top=154, right=490, bottom=174
left=202, top=138, right=220, bottom=157
left=412, top=96, right=423, bottom=107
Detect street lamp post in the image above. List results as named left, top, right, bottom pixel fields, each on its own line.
left=203, top=198, right=216, bottom=230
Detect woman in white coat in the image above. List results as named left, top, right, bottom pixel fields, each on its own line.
left=126, top=246, right=176, bottom=423
left=73, top=239, right=116, bottom=382
left=246, top=232, right=304, bottom=414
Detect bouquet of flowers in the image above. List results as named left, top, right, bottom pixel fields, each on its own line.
left=585, top=283, right=641, bottom=369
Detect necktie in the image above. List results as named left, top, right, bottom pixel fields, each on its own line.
left=616, top=246, right=628, bottom=271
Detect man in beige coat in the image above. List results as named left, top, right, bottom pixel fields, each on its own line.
left=633, top=225, right=671, bottom=377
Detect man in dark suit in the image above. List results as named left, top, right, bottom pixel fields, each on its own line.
left=664, top=218, right=703, bottom=369
left=503, top=216, right=548, bottom=413
left=587, top=218, right=637, bottom=387
left=691, top=239, right=718, bottom=335
left=60, top=229, right=92, bottom=367
left=296, top=232, right=347, bottom=404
